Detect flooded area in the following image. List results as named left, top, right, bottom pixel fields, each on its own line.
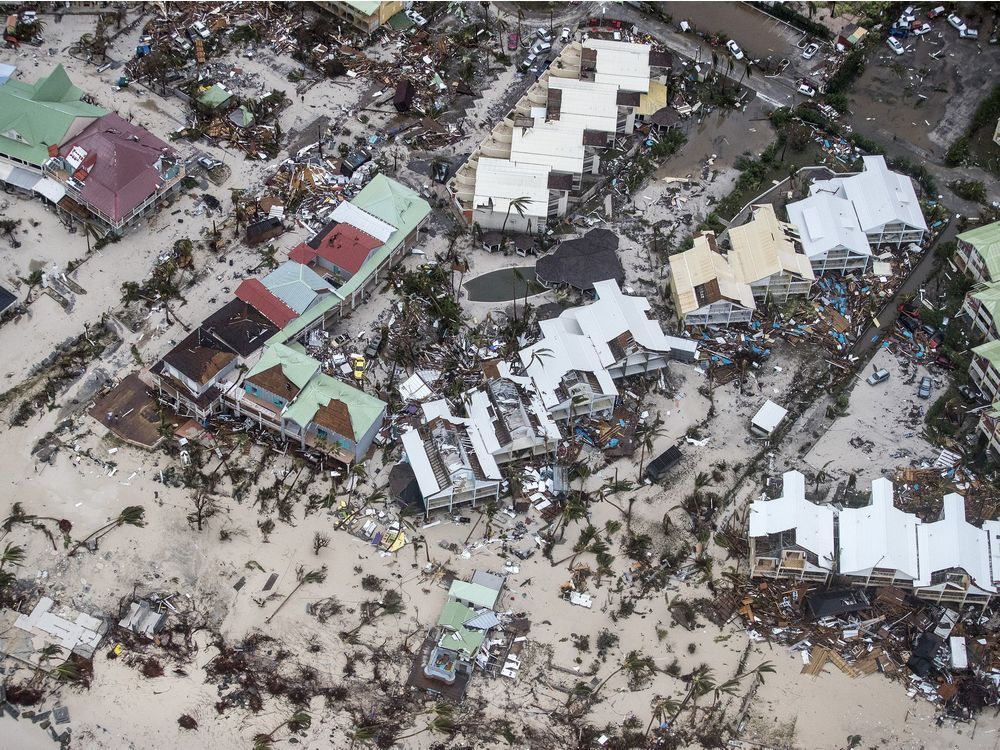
left=662, top=1, right=806, bottom=61
left=654, top=98, right=776, bottom=177
left=845, top=28, right=999, bottom=157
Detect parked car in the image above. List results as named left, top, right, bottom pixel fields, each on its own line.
left=405, top=9, right=427, bottom=26
left=365, top=332, right=383, bottom=359
left=797, top=83, right=816, bottom=97
left=725, top=39, right=744, bottom=60
left=927, top=6, right=946, bottom=19
left=560, top=26, right=571, bottom=42
left=897, top=313, right=919, bottom=333
left=918, top=376, right=932, bottom=399
left=190, top=21, right=210, bottom=39
left=530, top=39, right=552, bottom=55
left=911, top=21, right=931, bottom=35
left=947, top=13, right=967, bottom=32
left=886, top=36, right=905, bottom=54
left=507, top=32, right=519, bottom=50
left=522, top=52, right=537, bottom=69
left=197, top=155, right=221, bottom=171
left=801, top=42, right=820, bottom=59
left=536, top=27, right=552, bottom=42
left=867, top=368, right=891, bottom=385
left=961, top=28, right=979, bottom=39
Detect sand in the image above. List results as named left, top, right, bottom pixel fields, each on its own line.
left=0, top=6, right=995, bottom=750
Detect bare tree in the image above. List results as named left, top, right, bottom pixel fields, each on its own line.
left=187, top=491, right=219, bottom=531
left=312, top=532, right=331, bottom=556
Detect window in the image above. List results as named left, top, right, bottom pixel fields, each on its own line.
left=317, top=428, right=328, bottom=440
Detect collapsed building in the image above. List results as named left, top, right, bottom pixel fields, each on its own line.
left=749, top=471, right=1000, bottom=607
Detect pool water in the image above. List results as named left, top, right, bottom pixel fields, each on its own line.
left=464, top=266, right=545, bottom=302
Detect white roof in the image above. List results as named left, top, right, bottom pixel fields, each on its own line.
left=329, top=200, right=395, bottom=243
left=520, top=318, right=617, bottom=410
left=786, top=191, right=871, bottom=261
left=422, top=399, right=503, bottom=481
left=824, top=155, right=928, bottom=234
left=583, top=38, right=651, bottom=92
left=564, top=279, right=695, bottom=364
left=838, top=478, right=921, bottom=580
left=473, top=157, right=550, bottom=219
left=466, top=370, right=561, bottom=458
left=510, top=121, right=586, bottom=174
left=751, top=400, right=788, bottom=434
left=915, top=494, right=996, bottom=592
left=748, top=471, right=835, bottom=569
left=547, top=77, right=620, bottom=133
left=401, top=427, right=440, bottom=496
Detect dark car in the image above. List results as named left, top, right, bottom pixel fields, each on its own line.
left=958, top=384, right=988, bottom=403
left=918, top=376, right=932, bottom=399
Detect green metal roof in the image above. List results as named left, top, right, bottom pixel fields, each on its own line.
left=268, top=176, right=429, bottom=345
left=959, top=221, right=1000, bottom=281
left=448, top=580, right=498, bottom=609
left=437, top=601, right=486, bottom=656
left=972, top=282, right=1000, bottom=330
left=283, top=372, right=385, bottom=437
left=0, top=64, right=107, bottom=167
left=198, top=83, right=234, bottom=109
left=245, top=343, right=318, bottom=389
left=344, top=0, right=381, bottom=13
left=973, top=339, right=1000, bottom=369
left=387, top=10, right=414, bottom=30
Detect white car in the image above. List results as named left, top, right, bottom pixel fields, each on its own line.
left=726, top=39, right=744, bottom=60
left=190, top=21, right=210, bottom=39
left=801, top=42, right=820, bottom=59
left=911, top=21, right=931, bottom=35
left=961, top=28, right=979, bottom=39
left=947, top=13, right=967, bottom=32
left=886, top=36, right=905, bottom=55
left=560, top=26, right=571, bottom=42
left=797, top=83, right=816, bottom=97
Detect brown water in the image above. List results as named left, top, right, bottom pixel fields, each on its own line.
left=662, top=1, right=805, bottom=61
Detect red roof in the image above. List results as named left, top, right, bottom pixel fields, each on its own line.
left=59, top=112, right=177, bottom=223
left=287, top=223, right=382, bottom=275
left=234, top=279, right=297, bottom=328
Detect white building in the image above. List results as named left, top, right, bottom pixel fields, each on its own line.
left=520, top=280, right=696, bottom=421
left=749, top=470, right=835, bottom=582
left=785, top=191, right=872, bottom=274
left=839, top=478, right=921, bottom=588
left=669, top=233, right=756, bottom=326
left=401, top=400, right=503, bottom=516
left=448, top=39, right=660, bottom=230
left=472, top=157, right=556, bottom=234
left=818, top=155, right=927, bottom=247
left=465, top=361, right=562, bottom=464
left=914, top=494, right=1000, bottom=606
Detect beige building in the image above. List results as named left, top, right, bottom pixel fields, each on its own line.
left=669, top=233, right=756, bottom=327
left=312, top=1, right=404, bottom=34
left=726, top=204, right=815, bottom=303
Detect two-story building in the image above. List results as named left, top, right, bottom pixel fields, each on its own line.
left=311, top=1, right=405, bottom=35
left=785, top=191, right=873, bottom=274
left=748, top=470, right=835, bottom=582
left=725, top=204, right=815, bottom=303
left=963, top=281, right=1000, bottom=341
left=401, top=400, right=503, bottom=516
left=954, top=221, right=1000, bottom=284
left=669, top=233, right=756, bottom=327
left=971, top=340, right=1000, bottom=403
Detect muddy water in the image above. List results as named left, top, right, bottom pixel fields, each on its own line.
left=654, top=98, right=776, bottom=177
left=662, top=1, right=805, bottom=60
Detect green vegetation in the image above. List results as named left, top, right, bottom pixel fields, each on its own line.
left=948, top=179, right=988, bottom=204
left=944, top=83, right=1000, bottom=174
left=825, top=50, right=865, bottom=94
left=944, top=135, right=971, bottom=167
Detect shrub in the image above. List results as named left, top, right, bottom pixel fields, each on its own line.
left=944, top=136, right=970, bottom=167
left=948, top=179, right=987, bottom=204
left=826, top=50, right=865, bottom=94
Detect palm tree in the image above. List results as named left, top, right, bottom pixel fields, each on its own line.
left=670, top=665, right=717, bottom=724
left=69, top=506, right=145, bottom=556
left=646, top=693, right=681, bottom=735
left=394, top=703, right=457, bottom=740
left=591, top=650, right=657, bottom=698
left=635, top=412, right=666, bottom=481
left=499, top=195, right=531, bottom=247
left=255, top=711, right=312, bottom=748
left=738, top=61, right=752, bottom=88
left=265, top=565, right=328, bottom=624
left=0, top=542, right=25, bottom=592
left=555, top=493, right=588, bottom=543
